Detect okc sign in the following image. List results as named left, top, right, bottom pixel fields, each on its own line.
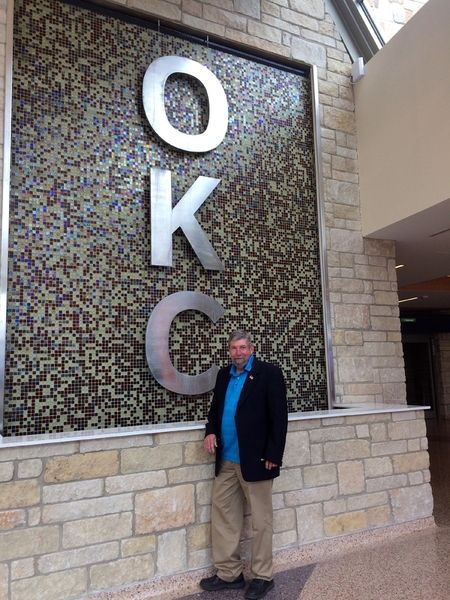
left=144, top=56, right=228, bottom=394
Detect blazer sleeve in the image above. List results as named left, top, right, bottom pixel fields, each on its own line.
left=263, top=365, right=288, bottom=466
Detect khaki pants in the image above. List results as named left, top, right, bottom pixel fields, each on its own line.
left=211, top=460, right=274, bottom=582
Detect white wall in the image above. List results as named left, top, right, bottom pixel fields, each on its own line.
left=354, top=0, right=450, bottom=237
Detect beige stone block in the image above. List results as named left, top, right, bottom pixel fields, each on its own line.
left=356, top=424, right=370, bottom=438
left=323, top=439, right=370, bottom=462
left=261, top=0, right=280, bottom=18
left=0, top=442, right=78, bottom=462
left=27, top=507, right=41, bottom=527
left=326, top=179, right=359, bottom=206
left=310, top=443, right=323, bottom=465
left=392, top=410, right=418, bottom=422
left=273, top=508, right=295, bottom=533
left=188, top=523, right=211, bottom=551
left=368, top=505, right=392, bottom=527
left=279, top=8, right=318, bottom=31
left=183, top=0, right=203, bottom=18
left=204, top=5, right=247, bottom=30
left=188, top=547, right=212, bottom=569
left=329, top=228, right=363, bottom=254
left=1, top=526, right=59, bottom=561
left=122, top=535, right=156, bottom=557
left=11, top=557, right=34, bottom=580
left=135, top=485, right=195, bottom=534
left=288, top=419, right=320, bottom=432
left=347, top=491, right=388, bottom=511
left=369, top=422, right=388, bottom=442
left=0, top=480, right=40, bottom=510
left=11, top=569, right=87, bottom=600
left=225, top=27, right=289, bottom=56
left=0, top=509, right=26, bottom=531
left=378, top=367, right=405, bottom=383
left=391, top=484, right=433, bottom=522
left=0, top=462, right=14, bottom=482
left=18, top=459, right=43, bottom=479
left=128, top=0, right=181, bottom=21
left=324, top=510, right=367, bottom=536
left=388, top=420, right=426, bottom=440
left=197, top=505, right=211, bottom=524
left=337, top=357, right=373, bottom=383
left=43, top=479, right=103, bottom=504
left=296, top=504, right=324, bottom=543
left=338, top=460, right=364, bottom=495
left=106, top=470, right=167, bottom=494
left=45, top=451, right=119, bottom=483
left=38, top=543, right=119, bottom=573
left=121, top=445, right=182, bottom=474
left=79, top=435, right=154, bottom=453
left=408, top=438, right=423, bottom=452
left=273, top=529, right=297, bottom=549
left=289, top=0, right=324, bottom=17
left=168, top=464, right=214, bottom=484
left=364, top=457, right=393, bottom=478
left=155, top=430, right=202, bottom=446
left=303, top=464, right=337, bottom=488
left=291, top=36, right=326, bottom=68
left=63, top=513, right=132, bottom=548
left=196, top=480, right=213, bottom=505
left=42, top=493, right=133, bottom=523
left=247, top=20, right=281, bottom=43
left=273, top=468, right=303, bottom=493
left=0, top=564, right=8, bottom=600
left=323, top=499, right=347, bottom=515
left=309, top=425, right=355, bottom=443
left=283, top=431, right=310, bottom=467
left=91, top=555, right=154, bottom=590
left=370, top=316, right=402, bottom=331
left=366, top=474, right=407, bottom=493
left=285, top=484, right=338, bottom=507
left=323, top=106, right=356, bottom=134
left=184, top=440, right=212, bottom=465
left=157, top=530, right=187, bottom=576
left=408, top=471, right=424, bottom=486
left=345, top=330, right=363, bottom=345
left=371, top=440, right=407, bottom=456
left=392, top=451, right=429, bottom=474
left=335, top=303, right=370, bottom=330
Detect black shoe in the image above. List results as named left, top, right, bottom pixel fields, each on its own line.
left=199, top=573, right=246, bottom=591
left=245, top=578, right=274, bottom=599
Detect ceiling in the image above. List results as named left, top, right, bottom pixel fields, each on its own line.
left=366, top=197, right=450, bottom=312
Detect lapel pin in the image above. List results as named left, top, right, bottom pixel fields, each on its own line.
left=249, top=375, right=254, bottom=380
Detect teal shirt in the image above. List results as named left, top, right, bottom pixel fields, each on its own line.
left=221, top=354, right=254, bottom=463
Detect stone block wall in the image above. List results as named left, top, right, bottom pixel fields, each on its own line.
left=0, top=410, right=432, bottom=599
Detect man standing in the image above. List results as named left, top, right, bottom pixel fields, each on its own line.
left=200, top=330, right=288, bottom=600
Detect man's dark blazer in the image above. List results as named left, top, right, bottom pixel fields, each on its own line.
left=205, top=357, right=288, bottom=482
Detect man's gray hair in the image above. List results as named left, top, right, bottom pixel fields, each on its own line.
left=228, top=330, right=253, bottom=346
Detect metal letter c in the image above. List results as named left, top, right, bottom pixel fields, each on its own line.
left=146, top=292, right=226, bottom=394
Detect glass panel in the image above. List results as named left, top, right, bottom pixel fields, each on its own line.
left=361, top=0, right=430, bottom=43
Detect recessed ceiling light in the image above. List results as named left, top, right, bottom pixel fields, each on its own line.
left=399, top=297, right=418, bottom=303
left=395, top=264, right=405, bottom=269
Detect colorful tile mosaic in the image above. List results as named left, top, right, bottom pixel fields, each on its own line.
left=4, top=0, right=328, bottom=435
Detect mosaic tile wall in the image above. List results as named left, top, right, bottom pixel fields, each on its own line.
left=4, top=0, right=328, bottom=435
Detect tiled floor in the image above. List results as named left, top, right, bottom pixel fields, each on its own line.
left=177, top=418, right=450, bottom=600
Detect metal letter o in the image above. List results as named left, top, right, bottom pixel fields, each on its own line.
left=143, top=56, right=229, bottom=152
left=146, top=292, right=226, bottom=394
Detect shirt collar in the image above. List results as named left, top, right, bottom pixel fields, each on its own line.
left=230, top=353, right=254, bottom=376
